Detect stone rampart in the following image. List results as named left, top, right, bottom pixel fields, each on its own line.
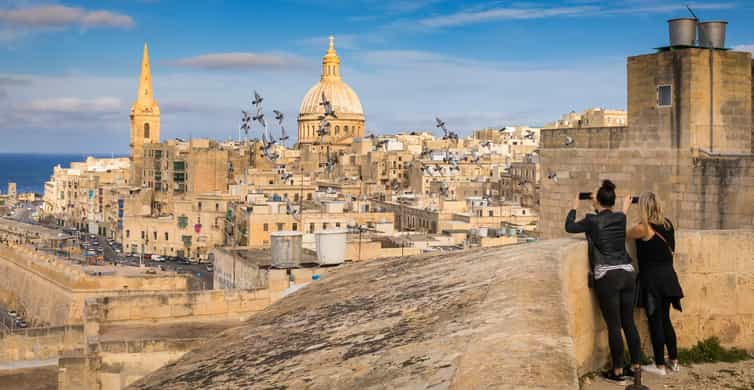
left=561, top=229, right=754, bottom=375
left=84, top=289, right=274, bottom=330
left=538, top=147, right=754, bottom=239
left=0, top=325, right=85, bottom=363
left=0, top=245, right=194, bottom=325
left=130, top=229, right=754, bottom=389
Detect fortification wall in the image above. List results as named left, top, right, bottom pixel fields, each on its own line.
left=0, top=245, right=194, bottom=325
left=84, top=289, right=274, bottom=329
left=561, top=229, right=754, bottom=375
left=538, top=146, right=754, bottom=239
left=0, top=325, right=84, bottom=363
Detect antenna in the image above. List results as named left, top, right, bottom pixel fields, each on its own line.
left=686, top=4, right=698, bottom=20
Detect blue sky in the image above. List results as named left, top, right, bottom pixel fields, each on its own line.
left=1, top=0, right=753, bottom=153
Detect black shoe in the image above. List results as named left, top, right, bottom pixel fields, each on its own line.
left=622, top=365, right=635, bottom=377
left=601, top=371, right=629, bottom=386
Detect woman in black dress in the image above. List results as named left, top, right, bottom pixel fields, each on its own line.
left=627, top=192, right=683, bottom=376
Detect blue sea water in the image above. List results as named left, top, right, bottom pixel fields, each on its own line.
left=0, top=153, right=124, bottom=195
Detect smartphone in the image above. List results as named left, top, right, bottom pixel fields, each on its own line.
left=631, top=196, right=640, bottom=204
left=578, top=192, right=592, bottom=200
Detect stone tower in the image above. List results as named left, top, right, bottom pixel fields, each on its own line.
left=130, top=42, right=160, bottom=187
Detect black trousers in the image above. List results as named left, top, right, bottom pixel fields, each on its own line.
left=594, top=270, right=641, bottom=370
left=646, top=298, right=678, bottom=366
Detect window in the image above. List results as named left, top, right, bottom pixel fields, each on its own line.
left=344, top=125, right=349, bottom=134
left=657, top=85, right=672, bottom=107
left=335, top=222, right=341, bottom=228
left=126, top=230, right=130, bottom=238
left=263, top=223, right=269, bottom=232
left=215, top=203, right=219, bottom=212
left=323, top=223, right=329, bottom=229
left=292, top=223, right=298, bottom=231
left=335, top=126, right=340, bottom=135
left=309, top=223, right=315, bottom=232
left=164, top=232, right=169, bottom=241
left=144, top=123, right=150, bottom=138
left=153, top=231, right=157, bottom=240
left=198, top=202, right=202, bottom=211
left=489, top=210, right=494, bottom=217
left=141, top=231, right=145, bottom=239
left=276, top=223, right=284, bottom=231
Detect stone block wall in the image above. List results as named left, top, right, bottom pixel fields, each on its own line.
left=0, top=325, right=84, bottom=363
left=561, top=229, right=754, bottom=375
left=539, top=147, right=754, bottom=239
left=0, top=245, right=194, bottom=326
left=84, top=289, right=275, bottom=328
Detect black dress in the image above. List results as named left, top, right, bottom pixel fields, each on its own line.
left=635, top=220, right=684, bottom=315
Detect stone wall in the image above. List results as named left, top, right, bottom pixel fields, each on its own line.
left=538, top=147, right=754, bottom=239
left=561, top=229, right=754, bottom=375
left=0, top=325, right=84, bottom=363
left=0, top=245, right=194, bottom=325
left=84, top=289, right=274, bottom=329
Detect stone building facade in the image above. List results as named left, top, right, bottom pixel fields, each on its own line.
left=539, top=47, right=754, bottom=239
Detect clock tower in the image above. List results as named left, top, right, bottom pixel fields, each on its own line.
left=130, top=42, right=160, bottom=187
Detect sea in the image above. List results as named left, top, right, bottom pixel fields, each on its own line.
left=0, top=153, right=125, bottom=195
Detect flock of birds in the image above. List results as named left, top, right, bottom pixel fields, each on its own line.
left=240, top=90, right=286, bottom=161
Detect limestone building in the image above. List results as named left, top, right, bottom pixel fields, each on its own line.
left=130, top=43, right=161, bottom=186
left=297, top=37, right=365, bottom=151
left=539, top=35, right=754, bottom=238
left=544, top=108, right=626, bottom=129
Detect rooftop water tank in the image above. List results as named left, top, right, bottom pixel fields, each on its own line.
left=698, top=21, right=727, bottom=49
left=315, top=229, right=347, bottom=265
left=271, top=231, right=303, bottom=268
left=668, top=18, right=697, bottom=46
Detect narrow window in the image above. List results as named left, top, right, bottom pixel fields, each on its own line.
left=144, top=123, right=150, bottom=138
left=657, top=85, right=672, bottom=107
left=165, top=232, right=169, bottom=241
left=263, top=223, right=269, bottom=232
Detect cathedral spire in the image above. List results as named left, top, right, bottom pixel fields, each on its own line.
left=321, top=35, right=340, bottom=81
left=136, top=42, right=154, bottom=104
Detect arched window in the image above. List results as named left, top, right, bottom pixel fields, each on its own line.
left=143, top=123, right=150, bottom=138
left=335, top=126, right=340, bottom=135
left=344, top=125, right=349, bottom=135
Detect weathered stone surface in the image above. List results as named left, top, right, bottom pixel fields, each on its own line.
left=130, top=241, right=580, bottom=390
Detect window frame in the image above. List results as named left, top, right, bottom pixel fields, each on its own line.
left=657, top=84, right=672, bottom=107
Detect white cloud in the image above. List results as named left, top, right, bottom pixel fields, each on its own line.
left=168, top=53, right=303, bottom=70
left=416, top=1, right=736, bottom=28
left=16, top=97, right=121, bottom=113
left=733, top=44, right=754, bottom=54
left=0, top=5, right=134, bottom=29
left=419, top=6, right=597, bottom=28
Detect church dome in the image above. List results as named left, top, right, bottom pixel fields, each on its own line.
left=298, top=37, right=364, bottom=117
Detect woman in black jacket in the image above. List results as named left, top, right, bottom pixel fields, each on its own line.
left=565, top=180, right=641, bottom=385
left=627, top=192, right=683, bottom=376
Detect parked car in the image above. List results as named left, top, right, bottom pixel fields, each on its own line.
left=152, top=255, right=165, bottom=262
left=114, top=248, right=121, bottom=254
left=17, top=321, right=28, bottom=328
left=8, top=310, right=17, bottom=317
left=206, top=264, right=214, bottom=272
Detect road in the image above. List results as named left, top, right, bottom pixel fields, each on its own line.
left=7, top=202, right=214, bottom=289
left=93, top=238, right=214, bottom=289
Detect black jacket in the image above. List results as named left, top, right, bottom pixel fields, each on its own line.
left=565, top=209, right=632, bottom=268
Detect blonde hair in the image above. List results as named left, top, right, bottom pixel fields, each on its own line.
left=639, top=192, right=670, bottom=229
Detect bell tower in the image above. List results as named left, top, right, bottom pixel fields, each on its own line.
left=130, top=42, right=160, bottom=186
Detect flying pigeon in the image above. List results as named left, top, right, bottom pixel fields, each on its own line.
left=252, top=90, right=263, bottom=107
left=320, top=92, right=337, bottom=118
left=564, top=135, right=574, bottom=146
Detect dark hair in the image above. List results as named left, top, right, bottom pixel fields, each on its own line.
left=597, top=179, right=616, bottom=207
